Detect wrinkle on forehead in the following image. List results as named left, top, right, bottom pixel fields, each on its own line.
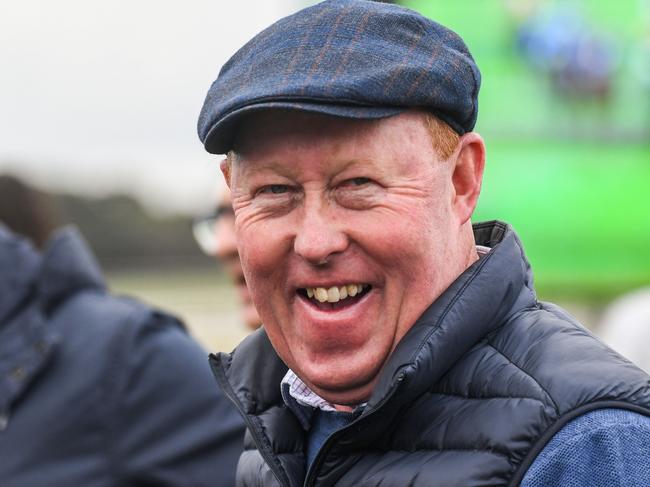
left=230, top=110, right=438, bottom=173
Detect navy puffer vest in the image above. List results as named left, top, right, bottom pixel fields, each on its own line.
left=211, top=221, right=650, bottom=486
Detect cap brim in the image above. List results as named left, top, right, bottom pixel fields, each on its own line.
left=203, top=101, right=404, bottom=154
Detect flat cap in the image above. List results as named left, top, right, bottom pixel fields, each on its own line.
left=198, top=0, right=481, bottom=154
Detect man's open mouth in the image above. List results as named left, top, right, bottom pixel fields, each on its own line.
left=297, top=284, right=371, bottom=310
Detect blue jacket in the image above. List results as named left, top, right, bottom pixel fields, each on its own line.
left=0, top=225, right=245, bottom=486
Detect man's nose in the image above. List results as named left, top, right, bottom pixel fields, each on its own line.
left=293, top=201, right=349, bottom=265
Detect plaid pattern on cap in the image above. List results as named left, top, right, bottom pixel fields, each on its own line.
left=197, top=0, right=481, bottom=154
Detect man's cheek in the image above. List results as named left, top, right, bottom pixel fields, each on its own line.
left=239, top=241, right=281, bottom=282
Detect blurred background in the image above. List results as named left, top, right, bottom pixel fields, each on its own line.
left=2, top=0, right=649, bottom=354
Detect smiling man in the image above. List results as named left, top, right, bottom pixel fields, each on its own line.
left=223, top=110, right=481, bottom=411
left=197, top=1, right=650, bottom=485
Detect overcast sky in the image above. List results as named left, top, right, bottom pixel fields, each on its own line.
left=0, top=0, right=312, bottom=215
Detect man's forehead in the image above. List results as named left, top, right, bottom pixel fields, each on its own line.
left=232, top=110, right=431, bottom=157
left=228, top=111, right=440, bottom=186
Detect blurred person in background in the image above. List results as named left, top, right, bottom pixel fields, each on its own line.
left=193, top=188, right=262, bottom=330
left=0, top=175, right=244, bottom=486
left=197, top=1, right=650, bottom=486
left=598, top=288, right=650, bottom=374
left=0, top=175, right=58, bottom=248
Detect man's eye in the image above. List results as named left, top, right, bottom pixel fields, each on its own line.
left=346, top=177, right=371, bottom=186
left=259, top=184, right=290, bottom=195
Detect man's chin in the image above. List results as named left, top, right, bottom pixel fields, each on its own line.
left=312, top=382, right=376, bottom=408
left=298, top=362, right=383, bottom=406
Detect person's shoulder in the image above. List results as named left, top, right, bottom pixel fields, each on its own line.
left=493, top=301, right=641, bottom=385
left=47, top=287, right=201, bottom=396
left=489, top=301, right=650, bottom=410
left=522, top=408, right=650, bottom=487
left=52, top=288, right=185, bottom=345
left=35, top=226, right=210, bottom=393
left=36, top=226, right=186, bottom=345
left=101, top=294, right=245, bottom=484
left=548, top=408, right=650, bottom=444
left=577, top=407, right=649, bottom=424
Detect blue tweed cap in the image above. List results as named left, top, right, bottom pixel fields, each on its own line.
left=198, top=0, right=481, bottom=154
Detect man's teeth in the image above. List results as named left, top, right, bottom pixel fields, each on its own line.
left=305, top=284, right=368, bottom=303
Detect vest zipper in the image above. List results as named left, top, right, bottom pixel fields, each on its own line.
left=210, top=356, right=290, bottom=486
left=303, top=371, right=406, bottom=486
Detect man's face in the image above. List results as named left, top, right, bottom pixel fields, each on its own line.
left=227, top=111, right=476, bottom=406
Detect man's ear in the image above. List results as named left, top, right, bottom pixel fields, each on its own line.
left=450, top=132, right=485, bottom=224
left=220, top=158, right=232, bottom=188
